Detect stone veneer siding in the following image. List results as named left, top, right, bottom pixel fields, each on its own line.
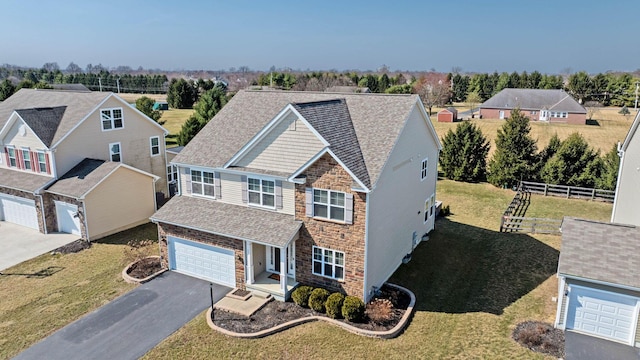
left=294, top=153, right=367, bottom=299
left=0, top=186, right=45, bottom=233
left=43, top=193, right=87, bottom=240
left=157, top=223, right=245, bottom=289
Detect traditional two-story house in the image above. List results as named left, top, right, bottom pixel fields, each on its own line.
left=151, top=90, right=441, bottom=301
left=0, top=89, right=168, bottom=240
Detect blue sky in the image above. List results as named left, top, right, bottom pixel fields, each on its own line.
left=1, top=0, right=637, bottom=74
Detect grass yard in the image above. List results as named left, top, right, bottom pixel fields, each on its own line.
left=142, top=180, right=612, bottom=359
left=161, top=108, right=195, bottom=136
left=0, top=223, right=158, bottom=359
left=117, top=93, right=166, bottom=104
left=430, top=107, right=636, bottom=157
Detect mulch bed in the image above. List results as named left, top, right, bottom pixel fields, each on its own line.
left=213, top=284, right=410, bottom=334
left=512, top=321, right=564, bottom=358
left=126, top=257, right=163, bottom=279
left=52, top=240, right=91, bottom=254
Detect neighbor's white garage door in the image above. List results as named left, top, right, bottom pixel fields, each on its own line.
left=566, top=285, right=639, bottom=344
left=168, top=236, right=236, bottom=287
left=54, top=201, right=81, bottom=235
left=0, top=194, right=38, bottom=230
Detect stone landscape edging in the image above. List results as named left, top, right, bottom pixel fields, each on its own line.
left=206, top=283, right=415, bottom=339
left=121, top=256, right=167, bottom=284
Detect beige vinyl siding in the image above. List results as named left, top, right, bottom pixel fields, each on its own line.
left=252, top=243, right=266, bottom=275
left=365, top=105, right=439, bottom=299
left=234, top=113, right=325, bottom=174
left=3, top=119, right=46, bottom=149
left=219, top=171, right=295, bottom=215
left=84, top=167, right=156, bottom=240
left=54, top=97, right=168, bottom=196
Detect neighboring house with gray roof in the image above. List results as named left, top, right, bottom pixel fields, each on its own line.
left=611, top=110, right=640, bottom=227
left=480, top=88, right=587, bottom=124
left=0, top=89, right=167, bottom=240
left=555, top=217, right=640, bottom=348
left=151, top=90, right=442, bottom=301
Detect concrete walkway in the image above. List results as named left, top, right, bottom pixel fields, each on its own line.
left=14, top=271, right=230, bottom=360
left=0, top=222, right=79, bottom=271
left=565, top=330, right=640, bottom=360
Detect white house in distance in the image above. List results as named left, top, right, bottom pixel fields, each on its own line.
left=151, top=90, right=442, bottom=302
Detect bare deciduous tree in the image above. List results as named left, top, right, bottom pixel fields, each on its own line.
left=413, top=76, right=451, bottom=115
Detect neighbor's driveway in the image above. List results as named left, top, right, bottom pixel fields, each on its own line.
left=14, top=271, right=230, bottom=360
left=0, top=222, right=79, bottom=271
left=565, top=330, right=640, bottom=360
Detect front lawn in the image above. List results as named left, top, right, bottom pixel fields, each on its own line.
left=0, top=223, right=157, bottom=359
left=142, top=180, right=611, bottom=359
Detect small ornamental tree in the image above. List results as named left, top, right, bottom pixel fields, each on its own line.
left=487, top=108, right=538, bottom=188
left=619, top=105, right=630, bottom=116
left=439, top=121, right=489, bottom=182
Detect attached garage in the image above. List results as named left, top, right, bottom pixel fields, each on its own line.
left=566, top=286, right=640, bottom=345
left=0, top=194, right=38, bottom=230
left=54, top=201, right=81, bottom=235
left=168, top=236, right=236, bottom=287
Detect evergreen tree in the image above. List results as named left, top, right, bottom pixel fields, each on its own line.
left=531, top=133, right=561, bottom=181
left=176, top=115, right=204, bottom=146
left=439, top=121, right=490, bottom=182
left=167, top=78, right=197, bottom=109
left=193, top=86, right=227, bottom=123
left=135, top=96, right=163, bottom=123
left=488, top=108, right=537, bottom=187
left=540, top=132, right=601, bottom=187
left=596, top=144, right=620, bottom=190
left=0, top=79, right=15, bottom=101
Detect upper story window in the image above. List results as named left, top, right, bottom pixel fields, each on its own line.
left=421, top=158, right=428, bottom=180
left=109, top=142, right=121, bottom=162
left=313, top=189, right=345, bottom=221
left=22, top=149, right=31, bottom=170
left=37, top=151, right=47, bottom=173
left=191, top=169, right=215, bottom=197
left=6, top=147, right=17, bottom=168
left=101, top=108, right=124, bottom=131
left=150, top=136, right=160, bottom=156
left=167, top=165, right=178, bottom=183
left=248, top=177, right=275, bottom=208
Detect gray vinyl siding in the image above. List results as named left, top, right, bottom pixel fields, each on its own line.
left=234, top=113, right=325, bottom=174
left=613, top=132, right=640, bottom=226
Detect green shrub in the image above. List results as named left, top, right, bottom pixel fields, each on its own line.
left=325, top=292, right=345, bottom=319
left=308, top=288, right=330, bottom=313
left=291, top=286, right=313, bottom=308
left=342, top=296, right=365, bottom=322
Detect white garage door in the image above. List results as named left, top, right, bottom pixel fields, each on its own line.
left=168, top=237, right=236, bottom=287
left=0, top=194, right=38, bottom=230
left=55, top=201, right=81, bottom=235
left=566, top=285, right=639, bottom=344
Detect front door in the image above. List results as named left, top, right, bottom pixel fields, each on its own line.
left=266, top=243, right=295, bottom=278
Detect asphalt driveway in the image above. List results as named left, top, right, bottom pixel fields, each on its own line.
left=14, top=271, right=230, bottom=360
left=0, top=222, right=79, bottom=271
left=565, top=330, right=640, bottom=360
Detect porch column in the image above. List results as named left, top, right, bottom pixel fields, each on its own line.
left=246, top=241, right=254, bottom=284
left=279, top=245, right=286, bottom=293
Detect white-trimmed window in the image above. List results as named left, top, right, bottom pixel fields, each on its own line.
left=421, top=158, right=428, bottom=180
left=312, top=246, right=344, bottom=280
left=191, top=169, right=215, bottom=197
left=6, top=146, right=17, bottom=167
left=248, top=177, right=275, bottom=207
left=150, top=136, right=160, bottom=156
left=109, top=142, right=121, bottom=162
left=167, top=165, right=178, bottom=182
left=313, top=189, right=345, bottom=221
left=101, top=108, right=124, bottom=131
left=37, top=151, right=47, bottom=173
left=22, top=149, right=31, bottom=170
left=424, top=194, right=435, bottom=222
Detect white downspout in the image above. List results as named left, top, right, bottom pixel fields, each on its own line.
left=611, top=142, right=624, bottom=222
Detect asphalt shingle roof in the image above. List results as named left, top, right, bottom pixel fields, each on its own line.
left=0, top=167, right=53, bottom=192
left=173, top=90, right=420, bottom=187
left=558, top=217, right=640, bottom=289
left=0, top=89, right=110, bottom=147
left=15, top=106, right=67, bottom=147
left=481, top=89, right=586, bottom=113
left=292, top=99, right=371, bottom=188
left=46, top=159, right=120, bottom=198
left=151, top=196, right=302, bottom=247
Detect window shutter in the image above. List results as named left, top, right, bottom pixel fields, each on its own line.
left=183, top=167, right=191, bottom=195
left=241, top=175, right=248, bottom=203
left=345, top=193, right=354, bottom=224
left=16, top=150, right=23, bottom=169
left=30, top=151, right=37, bottom=172
left=45, top=153, right=51, bottom=174
left=214, top=172, right=221, bottom=199
left=275, top=180, right=283, bottom=209
left=305, top=188, right=313, bottom=217
left=4, top=147, right=9, bottom=166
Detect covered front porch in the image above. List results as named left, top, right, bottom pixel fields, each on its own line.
left=244, top=239, right=298, bottom=301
